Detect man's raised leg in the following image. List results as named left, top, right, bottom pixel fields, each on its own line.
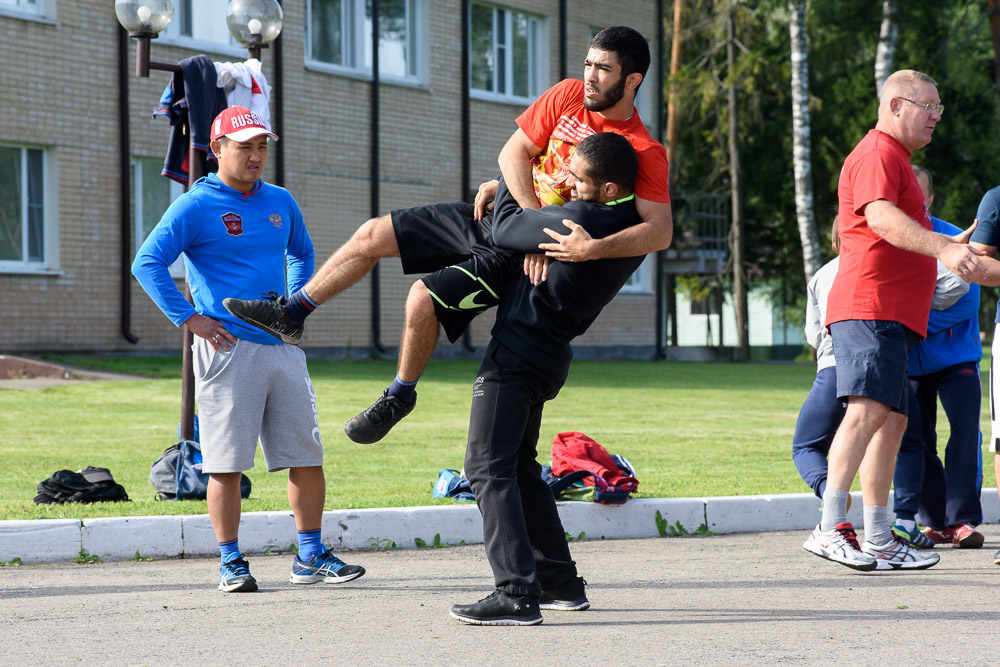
left=344, top=281, right=437, bottom=444
left=224, top=215, right=400, bottom=344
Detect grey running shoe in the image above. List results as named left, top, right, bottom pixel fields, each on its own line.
left=344, top=389, right=417, bottom=444
left=539, top=576, right=590, bottom=611
left=450, top=589, right=542, bottom=626
left=993, top=547, right=1000, bottom=565
left=803, top=522, right=877, bottom=571
left=223, top=295, right=303, bottom=345
left=862, top=536, right=941, bottom=570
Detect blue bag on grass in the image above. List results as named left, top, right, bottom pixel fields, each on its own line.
left=150, top=440, right=251, bottom=501
left=432, top=469, right=475, bottom=503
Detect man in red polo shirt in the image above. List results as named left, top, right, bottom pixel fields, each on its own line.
left=802, top=69, right=987, bottom=571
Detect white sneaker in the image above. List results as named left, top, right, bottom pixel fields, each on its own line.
left=803, top=522, right=877, bottom=571
left=861, top=537, right=941, bottom=570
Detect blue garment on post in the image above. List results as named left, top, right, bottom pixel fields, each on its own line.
left=132, top=173, right=314, bottom=345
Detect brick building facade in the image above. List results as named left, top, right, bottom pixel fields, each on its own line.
left=0, top=0, right=662, bottom=357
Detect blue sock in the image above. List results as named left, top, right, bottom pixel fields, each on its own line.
left=388, top=374, right=418, bottom=404
left=219, top=539, right=242, bottom=564
left=286, top=289, right=319, bottom=323
left=297, top=529, right=324, bottom=560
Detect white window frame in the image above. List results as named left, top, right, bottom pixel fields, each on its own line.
left=158, top=0, right=246, bottom=58
left=0, top=143, right=58, bottom=275
left=469, top=2, right=547, bottom=105
left=619, top=254, right=654, bottom=294
left=0, top=0, right=51, bottom=21
left=132, top=158, right=186, bottom=279
left=305, top=0, right=425, bottom=85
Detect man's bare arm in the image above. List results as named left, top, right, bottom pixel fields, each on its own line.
left=970, top=241, right=1000, bottom=286
left=866, top=199, right=987, bottom=281
left=497, top=128, right=544, bottom=211
left=539, top=197, right=672, bottom=261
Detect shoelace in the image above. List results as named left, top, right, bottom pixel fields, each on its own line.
left=367, top=394, right=401, bottom=425
left=260, top=290, right=280, bottom=301
left=478, top=590, right=503, bottom=604
left=833, top=525, right=862, bottom=550
left=317, top=550, right=346, bottom=567
left=224, top=557, right=250, bottom=577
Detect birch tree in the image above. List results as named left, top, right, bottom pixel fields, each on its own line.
left=874, top=0, right=897, bottom=97
left=789, top=0, right=821, bottom=279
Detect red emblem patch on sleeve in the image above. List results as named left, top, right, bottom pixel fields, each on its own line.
left=221, top=212, right=244, bottom=236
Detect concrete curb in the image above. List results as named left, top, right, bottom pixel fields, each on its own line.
left=3, top=489, right=998, bottom=564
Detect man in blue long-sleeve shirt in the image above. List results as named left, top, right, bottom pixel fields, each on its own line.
left=892, top=165, right=983, bottom=549
left=132, top=106, right=364, bottom=593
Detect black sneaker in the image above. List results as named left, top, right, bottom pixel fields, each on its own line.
left=343, top=389, right=417, bottom=444
left=539, top=576, right=589, bottom=611
left=218, top=556, right=258, bottom=593
left=450, top=589, right=542, bottom=626
left=223, top=295, right=304, bottom=345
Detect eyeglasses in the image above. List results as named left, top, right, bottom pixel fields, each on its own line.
left=898, top=97, right=945, bottom=116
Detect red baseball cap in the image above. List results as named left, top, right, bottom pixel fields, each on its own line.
left=211, top=106, right=278, bottom=143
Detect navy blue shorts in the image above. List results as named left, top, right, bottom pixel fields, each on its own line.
left=830, top=319, right=919, bottom=412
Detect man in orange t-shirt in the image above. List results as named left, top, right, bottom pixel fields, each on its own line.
left=803, top=70, right=986, bottom=573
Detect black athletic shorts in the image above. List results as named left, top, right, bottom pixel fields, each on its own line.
left=391, top=201, right=492, bottom=274
left=421, top=248, right=522, bottom=343
left=391, top=200, right=522, bottom=343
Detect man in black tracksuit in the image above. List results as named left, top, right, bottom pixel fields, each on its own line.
left=450, top=132, right=647, bottom=626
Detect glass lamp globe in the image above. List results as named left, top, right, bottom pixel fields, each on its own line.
left=226, top=0, right=283, bottom=46
left=114, top=0, right=174, bottom=37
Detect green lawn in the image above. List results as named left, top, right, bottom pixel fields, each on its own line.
left=1, top=355, right=994, bottom=521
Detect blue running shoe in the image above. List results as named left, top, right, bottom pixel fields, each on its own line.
left=290, top=549, right=365, bottom=584
left=218, top=556, right=258, bottom=593
left=891, top=523, right=936, bottom=549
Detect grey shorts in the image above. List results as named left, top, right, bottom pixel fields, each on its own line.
left=830, top=319, right=917, bottom=412
left=193, top=337, right=323, bottom=473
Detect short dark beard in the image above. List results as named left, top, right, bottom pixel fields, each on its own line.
left=583, top=74, right=627, bottom=112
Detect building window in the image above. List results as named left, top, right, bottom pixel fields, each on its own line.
left=308, top=0, right=421, bottom=82
left=620, top=255, right=653, bottom=293
left=690, top=291, right=721, bottom=316
left=0, top=145, right=50, bottom=272
left=0, top=0, right=46, bottom=18
left=470, top=2, right=545, bottom=103
left=133, top=158, right=186, bottom=278
left=160, top=0, right=241, bottom=53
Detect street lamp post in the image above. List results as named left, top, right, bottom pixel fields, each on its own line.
left=115, top=0, right=283, bottom=442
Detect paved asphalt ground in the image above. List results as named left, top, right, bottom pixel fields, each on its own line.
left=3, top=525, right=1000, bottom=665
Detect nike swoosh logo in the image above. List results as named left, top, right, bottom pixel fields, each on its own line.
left=459, top=291, right=488, bottom=310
